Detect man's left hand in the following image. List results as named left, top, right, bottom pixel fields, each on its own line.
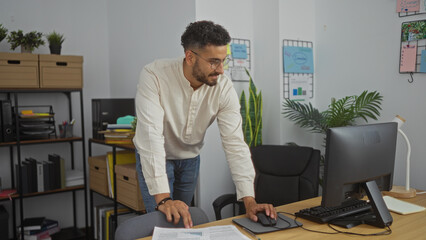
left=243, top=196, right=277, bottom=222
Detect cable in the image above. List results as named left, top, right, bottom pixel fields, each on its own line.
left=278, top=211, right=338, bottom=235
left=327, top=224, right=392, bottom=236
left=278, top=211, right=393, bottom=236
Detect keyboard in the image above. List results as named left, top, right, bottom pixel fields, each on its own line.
left=295, top=199, right=372, bottom=224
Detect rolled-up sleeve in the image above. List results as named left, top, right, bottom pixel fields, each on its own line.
left=216, top=84, right=255, bottom=201
left=133, top=67, right=170, bottom=195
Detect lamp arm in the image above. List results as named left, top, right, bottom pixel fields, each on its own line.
left=398, top=129, right=411, bottom=191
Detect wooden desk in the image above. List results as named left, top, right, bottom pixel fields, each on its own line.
left=139, top=194, right=426, bottom=239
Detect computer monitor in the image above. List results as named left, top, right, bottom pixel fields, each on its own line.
left=321, top=122, right=398, bottom=228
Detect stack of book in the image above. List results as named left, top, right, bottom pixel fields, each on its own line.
left=19, top=217, right=60, bottom=240
left=16, top=154, right=68, bottom=194
left=100, top=124, right=134, bottom=145
left=65, top=169, right=84, bottom=187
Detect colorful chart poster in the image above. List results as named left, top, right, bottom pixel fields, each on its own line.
left=400, top=44, right=417, bottom=72
left=289, top=75, right=310, bottom=102
left=397, top=0, right=420, bottom=12
left=283, top=46, right=314, bottom=74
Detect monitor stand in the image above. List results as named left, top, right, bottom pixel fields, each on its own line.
left=331, top=180, right=393, bottom=229
left=330, top=210, right=376, bottom=228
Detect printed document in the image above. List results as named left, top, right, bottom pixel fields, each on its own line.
left=152, top=225, right=251, bottom=240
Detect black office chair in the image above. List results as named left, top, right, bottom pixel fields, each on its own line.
left=212, top=145, right=320, bottom=220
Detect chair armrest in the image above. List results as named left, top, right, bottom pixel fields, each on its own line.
left=212, top=193, right=245, bottom=220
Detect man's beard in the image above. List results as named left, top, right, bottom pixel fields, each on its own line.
left=192, top=60, right=219, bottom=86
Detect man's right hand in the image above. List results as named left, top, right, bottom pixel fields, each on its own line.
left=155, top=194, right=193, bottom=228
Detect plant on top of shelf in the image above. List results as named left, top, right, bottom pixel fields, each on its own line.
left=7, top=30, right=45, bottom=53
left=46, top=31, right=65, bottom=55
left=0, top=24, right=7, bottom=42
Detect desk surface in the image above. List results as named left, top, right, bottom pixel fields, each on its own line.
left=139, top=193, right=426, bottom=240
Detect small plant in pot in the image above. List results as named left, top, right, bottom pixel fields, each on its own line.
left=0, top=24, right=8, bottom=43
left=46, top=31, right=65, bottom=55
left=7, top=30, right=45, bottom=53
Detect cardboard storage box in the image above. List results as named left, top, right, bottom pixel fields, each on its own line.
left=0, top=52, right=39, bottom=88
left=115, top=163, right=145, bottom=211
left=39, top=54, right=83, bottom=89
left=89, top=155, right=109, bottom=196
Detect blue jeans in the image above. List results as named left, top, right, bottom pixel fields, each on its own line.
left=136, top=153, right=200, bottom=212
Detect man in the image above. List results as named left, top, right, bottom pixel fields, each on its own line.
left=133, top=20, right=276, bottom=228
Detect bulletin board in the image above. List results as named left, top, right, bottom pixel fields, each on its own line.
left=282, top=39, right=314, bottom=101
left=399, top=20, right=426, bottom=82
left=225, top=38, right=251, bottom=82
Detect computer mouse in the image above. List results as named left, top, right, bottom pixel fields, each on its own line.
left=256, top=212, right=277, bottom=226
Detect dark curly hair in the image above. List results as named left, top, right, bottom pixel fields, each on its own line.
left=181, top=20, right=231, bottom=50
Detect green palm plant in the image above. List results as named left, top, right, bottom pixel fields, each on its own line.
left=0, top=24, right=7, bottom=42
left=283, top=90, right=383, bottom=184
left=282, top=90, right=383, bottom=136
left=240, top=69, right=262, bottom=147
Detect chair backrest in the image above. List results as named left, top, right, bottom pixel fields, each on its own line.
left=251, top=145, right=320, bottom=206
left=114, top=207, right=209, bottom=240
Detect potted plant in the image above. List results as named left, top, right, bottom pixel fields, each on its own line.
left=0, top=24, right=7, bottom=43
left=46, top=31, right=65, bottom=55
left=7, top=30, right=45, bottom=53
left=240, top=69, right=263, bottom=147
left=282, top=90, right=383, bottom=183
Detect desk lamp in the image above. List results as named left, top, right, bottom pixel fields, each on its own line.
left=386, top=115, right=417, bottom=198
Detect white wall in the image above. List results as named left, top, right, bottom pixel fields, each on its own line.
left=315, top=0, right=426, bottom=191
left=107, top=0, right=196, bottom=98
left=195, top=0, right=255, bottom=221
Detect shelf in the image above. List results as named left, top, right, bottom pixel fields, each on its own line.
left=0, top=88, right=82, bottom=93
left=0, top=185, right=85, bottom=202
left=0, top=136, right=83, bottom=147
left=0, top=59, right=87, bottom=240
left=90, top=189, right=146, bottom=214
left=89, top=138, right=135, bottom=150
left=51, top=226, right=86, bottom=240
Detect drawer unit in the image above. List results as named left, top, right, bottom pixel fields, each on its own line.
left=0, top=52, right=39, bottom=88
left=39, top=54, right=83, bottom=89
left=89, top=155, right=109, bottom=196
left=115, top=163, right=145, bottom=211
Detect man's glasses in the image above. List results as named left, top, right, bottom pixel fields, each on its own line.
left=191, top=50, right=230, bottom=70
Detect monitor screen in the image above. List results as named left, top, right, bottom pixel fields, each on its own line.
left=321, top=122, right=398, bottom=227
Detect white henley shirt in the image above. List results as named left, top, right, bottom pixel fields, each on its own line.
left=133, top=57, right=255, bottom=201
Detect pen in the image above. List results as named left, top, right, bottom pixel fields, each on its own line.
left=70, top=119, right=75, bottom=125
left=242, top=227, right=261, bottom=240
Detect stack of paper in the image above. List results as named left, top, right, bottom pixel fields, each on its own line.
left=383, top=196, right=426, bottom=215
left=100, top=124, right=134, bottom=144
